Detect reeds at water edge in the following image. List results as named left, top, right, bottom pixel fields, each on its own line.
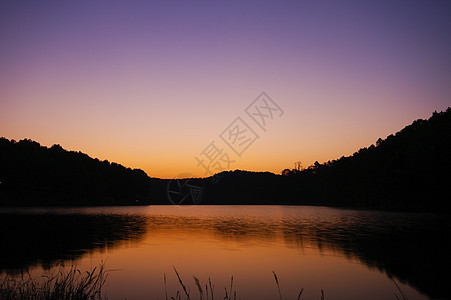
left=0, top=263, right=408, bottom=300
left=0, top=263, right=107, bottom=300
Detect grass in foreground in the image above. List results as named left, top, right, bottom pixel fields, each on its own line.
left=1, top=264, right=408, bottom=300
left=166, top=267, right=407, bottom=300
left=0, top=263, right=107, bottom=300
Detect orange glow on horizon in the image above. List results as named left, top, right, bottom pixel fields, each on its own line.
left=1, top=1, right=449, bottom=179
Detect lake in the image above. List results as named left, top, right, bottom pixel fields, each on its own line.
left=0, top=205, right=449, bottom=299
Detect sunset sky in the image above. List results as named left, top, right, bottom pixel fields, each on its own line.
left=1, top=0, right=450, bottom=178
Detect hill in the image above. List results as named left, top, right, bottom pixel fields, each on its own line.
left=1, top=107, right=450, bottom=211
left=281, top=107, right=451, bottom=211
left=0, top=139, right=151, bottom=206
left=150, top=108, right=451, bottom=212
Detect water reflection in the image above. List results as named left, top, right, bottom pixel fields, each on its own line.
left=0, top=206, right=448, bottom=299
left=0, top=211, right=148, bottom=272
left=278, top=211, right=450, bottom=299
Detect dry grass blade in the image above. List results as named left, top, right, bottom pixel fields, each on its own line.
left=229, top=276, right=234, bottom=300
left=173, top=266, right=191, bottom=300
left=392, top=278, right=408, bottom=300
left=164, top=273, right=169, bottom=300
left=193, top=276, right=203, bottom=300
left=272, top=271, right=283, bottom=300
left=209, top=277, right=214, bottom=300
left=297, top=288, right=304, bottom=300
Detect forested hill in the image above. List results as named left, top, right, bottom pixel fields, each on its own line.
left=148, top=108, right=451, bottom=212
left=1, top=107, right=450, bottom=211
left=280, top=107, right=451, bottom=212
left=0, top=139, right=151, bottom=206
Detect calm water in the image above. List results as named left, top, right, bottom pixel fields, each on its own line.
left=1, top=206, right=449, bottom=299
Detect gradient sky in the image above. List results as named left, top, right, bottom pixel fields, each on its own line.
left=1, top=0, right=450, bottom=178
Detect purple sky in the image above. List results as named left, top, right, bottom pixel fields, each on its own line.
left=1, top=0, right=450, bottom=177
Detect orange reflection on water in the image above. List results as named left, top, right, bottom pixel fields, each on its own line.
left=58, top=206, right=428, bottom=300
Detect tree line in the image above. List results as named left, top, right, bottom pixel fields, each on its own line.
left=0, top=138, right=151, bottom=206
left=1, top=107, right=450, bottom=211
left=281, top=107, right=451, bottom=211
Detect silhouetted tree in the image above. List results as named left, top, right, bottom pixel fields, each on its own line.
left=282, top=169, right=291, bottom=176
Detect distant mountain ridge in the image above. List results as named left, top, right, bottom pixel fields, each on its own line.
left=1, top=107, right=450, bottom=211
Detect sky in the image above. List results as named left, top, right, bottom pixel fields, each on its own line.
left=1, top=0, right=450, bottom=178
